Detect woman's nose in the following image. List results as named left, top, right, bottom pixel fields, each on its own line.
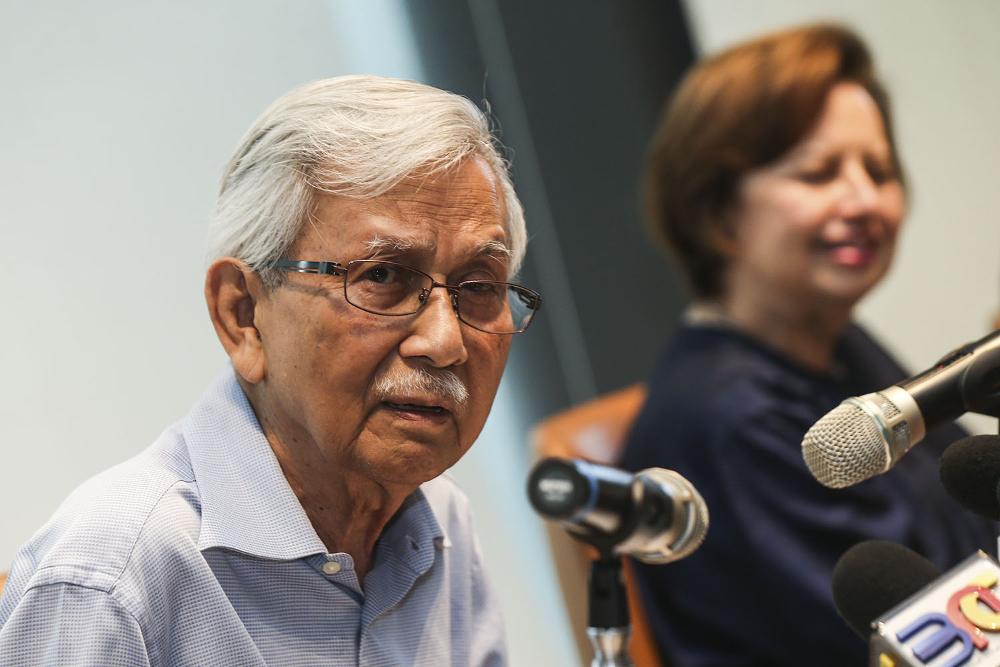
left=836, top=160, right=881, bottom=217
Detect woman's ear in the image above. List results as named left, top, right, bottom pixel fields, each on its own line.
left=205, top=258, right=266, bottom=383
left=712, top=200, right=744, bottom=259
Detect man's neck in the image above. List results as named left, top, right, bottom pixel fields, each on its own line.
left=238, top=376, right=417, bottom=583
left=288, top=470, right=412, bottom=582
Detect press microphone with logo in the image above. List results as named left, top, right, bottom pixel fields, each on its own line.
left=802, top=329, right=1000, bottom=488
left=526, top=458, right=709, bottom=563
left=833, top=540, right=1000, bottom=666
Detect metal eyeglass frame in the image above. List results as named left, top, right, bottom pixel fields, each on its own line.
left=274, top=259, right=542, bottom=335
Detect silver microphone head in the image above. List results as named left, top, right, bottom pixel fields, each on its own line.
left=622, top=468, right=709, bottom=564
left=802, top=389, right=925, bottom=488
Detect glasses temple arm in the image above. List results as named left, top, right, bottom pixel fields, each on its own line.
left=274, top=260, right=346, bottom=276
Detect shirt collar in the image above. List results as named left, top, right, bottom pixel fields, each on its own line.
left=377, top=487, right=448, bottom=570
left=182, top=366, right=447, bottom=561
left=183, top=367, right=328, bottom=559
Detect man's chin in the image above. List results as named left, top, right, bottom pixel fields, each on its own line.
left=361, top=444, right=462, bottom=488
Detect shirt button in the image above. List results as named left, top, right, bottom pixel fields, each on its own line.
left=323, top=561, right=341, bottom=575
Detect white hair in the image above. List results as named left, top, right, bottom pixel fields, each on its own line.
left=205, top=75, right=527, bottom=286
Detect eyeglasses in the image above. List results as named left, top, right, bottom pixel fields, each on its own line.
left=274, top=259, right=542, bottom=335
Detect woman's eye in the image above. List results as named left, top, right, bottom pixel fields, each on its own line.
left=796, top=165, right=838, bottom=184
left=865, top=158, right=897, bottom=185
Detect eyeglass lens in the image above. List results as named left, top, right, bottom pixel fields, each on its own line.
left=344, top=260, right=538, bottom=334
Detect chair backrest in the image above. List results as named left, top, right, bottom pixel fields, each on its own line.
left=0, top=571, right=7, bottom=597
left=530, top=383, right=665, bottom=667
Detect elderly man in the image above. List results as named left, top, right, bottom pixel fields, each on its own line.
left=0, top=76, right=541, bottom=666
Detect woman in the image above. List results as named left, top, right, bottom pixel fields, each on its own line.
left=620, top=24, right=997, bottom=666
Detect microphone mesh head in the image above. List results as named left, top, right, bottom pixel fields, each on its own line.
left=802, top=401, right=888, bottom=488
left=631, top=468, right=709, bottom=564
left=662, top=470, right=709, bottom=562
left=672, top=484, right=709, bottom=561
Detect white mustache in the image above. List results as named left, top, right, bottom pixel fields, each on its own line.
left=372, top=367, right=469, bottom=411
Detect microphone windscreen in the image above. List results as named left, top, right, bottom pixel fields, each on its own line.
left=831, top=540, right=941, bottom=638
left=939, top=435, right=1000, bottom=520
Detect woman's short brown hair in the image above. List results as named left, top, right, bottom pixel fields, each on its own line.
left=646, top=23, right=904, bottom=299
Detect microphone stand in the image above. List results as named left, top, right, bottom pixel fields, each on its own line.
left=587, top=550, right=634, bottom=667
left=525, top=460, right=704, bottom=665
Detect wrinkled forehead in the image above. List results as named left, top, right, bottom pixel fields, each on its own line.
left=295, top=157, right=510, bottom=267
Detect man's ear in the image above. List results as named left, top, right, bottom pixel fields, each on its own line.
left=205, top=258, right=266, bottom=384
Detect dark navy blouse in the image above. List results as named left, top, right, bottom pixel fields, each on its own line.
left=620, top=323, right=998, bottom=666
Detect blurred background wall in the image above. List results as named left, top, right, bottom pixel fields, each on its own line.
left=1, top=1, right=997, bottom=664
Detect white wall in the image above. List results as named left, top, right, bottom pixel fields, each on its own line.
left=0, top=2, right=575, bottom=664
left=1, top=0, right=345, bottom=560
left=682, top=0, right=1000, bottom=431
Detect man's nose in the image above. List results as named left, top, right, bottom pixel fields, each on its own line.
left=399, top=287, right=469, bottom=367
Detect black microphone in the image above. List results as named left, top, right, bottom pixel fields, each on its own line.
left=939, top=435, right=1000, bottom=520
left=832, top=540, right=942, bottom=638
left=803, top=329, right=1000, bottom=488
left=527, top=457, right=709, bottom=563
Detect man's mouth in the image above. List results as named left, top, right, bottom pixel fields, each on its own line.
left=384, top=401, right=446, bottom=414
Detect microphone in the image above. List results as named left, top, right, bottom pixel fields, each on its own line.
left=526, top=457, right=709, bottom=563
left=802, top=329, right=1000, bottom=488
left=833, top=540, right=1000, bottom=666
left=939, top=435, right=1000, bottom=520
left=833, top=540, right=942, bottom=638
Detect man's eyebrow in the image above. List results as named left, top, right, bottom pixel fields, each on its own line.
left=361, top=236, right=509, bottom=262
left=474, top=239, right=512, bottom=263
left=362, top=235, right=427, bottom=256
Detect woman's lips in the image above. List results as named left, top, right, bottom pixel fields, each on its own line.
left=826, top=242, right=878, bottom=268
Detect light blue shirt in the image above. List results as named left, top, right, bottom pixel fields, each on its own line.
left=0, top=369, right=506, bottom=666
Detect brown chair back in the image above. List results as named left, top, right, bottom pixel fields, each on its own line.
left=530, top=383, right=665, bottom=667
